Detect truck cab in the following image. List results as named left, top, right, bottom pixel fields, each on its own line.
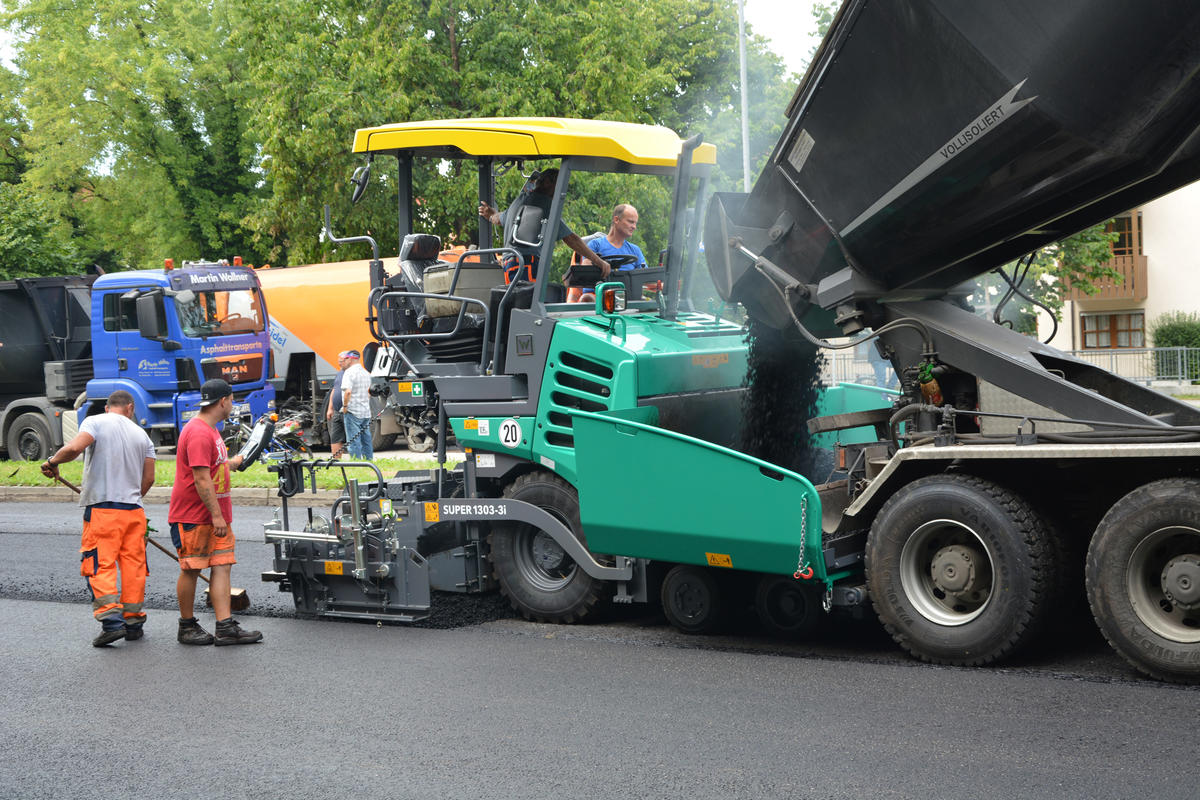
left=81, top=261, right=276, bottom=449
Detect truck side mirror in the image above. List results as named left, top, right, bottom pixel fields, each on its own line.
left=136, top=291, right=179, bottom=349
left=136, top=292, right=165, bottom=339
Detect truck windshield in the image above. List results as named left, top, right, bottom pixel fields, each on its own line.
left=176, top=288, right=266, bottom=337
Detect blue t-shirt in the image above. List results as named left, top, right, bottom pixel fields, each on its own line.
left=330, top=367, right=347, bottom=412
left=589, top=236, right=646, bottom=270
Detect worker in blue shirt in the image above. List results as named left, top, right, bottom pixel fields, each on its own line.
left=588, top=204, right=646, bottom=269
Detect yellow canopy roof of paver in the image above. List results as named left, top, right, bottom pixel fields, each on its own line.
left=353, top=117, right=716, bottom=167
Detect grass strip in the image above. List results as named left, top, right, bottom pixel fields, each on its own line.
left=0, top=456, right=458, bottom=491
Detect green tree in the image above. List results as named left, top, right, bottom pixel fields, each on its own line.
left=0, top=182, right=78, bottom=279
left=4, top=0, right=270, bottom=267
left=966, top=222, right=1119, bottom=335
left=810, top=1, right=838, bottom=60
left=233, top=0, right=789, bottom=264
left=0, top=64, right=27, bottom=185
left=4, top=0, right=793, bottom=271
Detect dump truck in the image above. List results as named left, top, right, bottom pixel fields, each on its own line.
left=261, top=0, right=1200, bottom=684
left=696, top=0, right=1200, bottom=683
left=0, top=262, right=275, bottom=460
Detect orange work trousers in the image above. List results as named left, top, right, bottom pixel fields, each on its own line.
left=80, top=506, right=148, bottom=624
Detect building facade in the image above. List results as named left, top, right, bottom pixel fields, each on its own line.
left=1042, top=181, right=1200, bottom=351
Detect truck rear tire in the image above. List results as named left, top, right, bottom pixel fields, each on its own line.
left=6, top=413, right=53, bottom=461
left=865, top=474, right=1053, bottom=666
left=489, top=471, right=607, bottom=623
left=371, top=419, right=397, bottom=452
left=1086, top=478, right=1200, bottom=684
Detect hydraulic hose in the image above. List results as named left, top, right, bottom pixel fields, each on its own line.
left=751, top=258, right=936, bottom=355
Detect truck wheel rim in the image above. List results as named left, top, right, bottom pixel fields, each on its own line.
left=1126, top=525, right=1200, bottom=643
left=669, top=577, right=710, bottom=621
left=899, top=519, right=994, bottom=627
left=17, top=430, right=42, bottom=460
left=512, top=524, right=575, bottom=592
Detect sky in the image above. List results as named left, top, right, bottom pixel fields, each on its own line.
left=743, top=0, right=824, bottom=78
left=0, top=25, right=11, bottom=69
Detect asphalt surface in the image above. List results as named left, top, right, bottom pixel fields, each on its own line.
left=1, top=500, right=1196, bottom=799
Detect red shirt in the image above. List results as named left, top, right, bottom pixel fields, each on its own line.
left=168, top=417, right=233, bottom=524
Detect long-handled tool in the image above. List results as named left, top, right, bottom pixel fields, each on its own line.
left=52, top=473, right=250, bottom=611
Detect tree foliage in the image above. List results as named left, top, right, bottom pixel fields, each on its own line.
left=965, top=222, right=1119, bottom=335
left=0, top=64, right=27, bottom=185
left=0, top=182, right=78, bottom=279
left=1, top=0, right=795, bottom=271
left=5, top=0, right=269, bottom=267
left=232, top=0, right=792, bottom=265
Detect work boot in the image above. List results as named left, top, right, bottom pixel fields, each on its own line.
left=214, top=617, right=263, bottom=646
left=177, top=617, right=215, bottom=646
left=124, top=622, right=145, bottom=641
left=92, top=624, right=126, bottom=648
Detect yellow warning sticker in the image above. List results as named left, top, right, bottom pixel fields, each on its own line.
left=705, top=552, right=733, bottom=568
left=692, top=353, right=730, bottom=369
left=464, top=419, right=479, bottom=430
left=324, top=561, right=344, bottom=576
left=396, top=382, right=412, bottom=392
left=424, top=502, right=440, bottom=522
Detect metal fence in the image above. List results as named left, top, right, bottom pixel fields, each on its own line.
left=821, top=350, right=898, bottom=389
left=1065, top=346, right=1200, bottom=385
left=820, top=347, right=1200, bottom=387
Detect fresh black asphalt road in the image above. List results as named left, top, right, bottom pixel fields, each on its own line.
left=1, top=501, right=1194, bottom=799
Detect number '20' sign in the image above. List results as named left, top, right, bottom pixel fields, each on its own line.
left=498, top=419, right=523, bottom=449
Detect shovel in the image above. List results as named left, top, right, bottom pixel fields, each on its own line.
left=52, top=473, right=250, bottom=611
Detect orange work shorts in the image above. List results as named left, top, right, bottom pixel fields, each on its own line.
left=170, top=521, right=237, bottom=570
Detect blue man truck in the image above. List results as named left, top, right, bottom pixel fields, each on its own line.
left=0, top=261, right=275, bottom=461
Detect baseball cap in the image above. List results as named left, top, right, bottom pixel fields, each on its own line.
left=197, top=378, right=233, bottom=407
left=340, top=349, right=360, bottom=360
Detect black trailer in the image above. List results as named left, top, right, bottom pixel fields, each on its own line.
left=0, top=275, right=95, bottom=459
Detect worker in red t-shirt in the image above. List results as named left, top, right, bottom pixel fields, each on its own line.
left=168, top=378, right=262, bottom=646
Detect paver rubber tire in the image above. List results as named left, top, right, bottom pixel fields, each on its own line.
left=754, top=574, right=825, bottom=639
left=489, top=471, right=607, bottom=623
left=1086, top=478, right=1200, bottom=684
left=6, top=413, right=53, bottom=462
left=865, top=474, right=1054, bottom=666
left=661, top=565, right=728, bottom=634
left=405, top=424, right=434, bottom=453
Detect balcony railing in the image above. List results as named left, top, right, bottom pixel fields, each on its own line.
left=1062, top=254, right=1148, bottom=302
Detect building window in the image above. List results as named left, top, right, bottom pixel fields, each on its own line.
left=1081, top=311, right=1144, bottom=349
left=1107, top=212, right=1143, bottom=256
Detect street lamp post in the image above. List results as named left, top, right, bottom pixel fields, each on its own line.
left=738, top=0, right=751, bottom=192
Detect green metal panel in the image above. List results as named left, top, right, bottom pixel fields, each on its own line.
left=529, top=312, right=748, bottom=485
left=811, top=382, right=900, bottom=447
left=572, top=408, right=826, bottom=581
left=450, top=416, right=536, bottom=460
